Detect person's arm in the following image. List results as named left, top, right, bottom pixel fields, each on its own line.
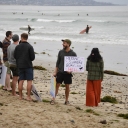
left=53, top=67, right=58, bottom=77
left=29, top=46, right=35, bottom=61
left=100, top=60, right=104, bottom=81
left=7, top=47, right=10, bottom=62
left=86, top=60, right=89, bottom=71
left=14, top=47, right=17, bottom=59
left=54, top=51, right=60, bottom=76
left=0, top=56, right=2, bottom=65
left=0, top=41, right=3, bottom=48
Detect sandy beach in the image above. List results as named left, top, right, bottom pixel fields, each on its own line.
left=0, top=41, right=128, bottom=128
left=0, top=5, right=128, bottom=128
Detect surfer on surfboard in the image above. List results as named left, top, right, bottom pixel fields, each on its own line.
left=28, top=25, right=31, bottom=34
left=79, top=25, right=92, bottom=34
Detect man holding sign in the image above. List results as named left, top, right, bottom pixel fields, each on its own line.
left=51, top=39, right=77, bottom=105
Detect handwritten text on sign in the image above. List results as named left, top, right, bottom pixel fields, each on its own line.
left=64, top=56, right=85, bottom=72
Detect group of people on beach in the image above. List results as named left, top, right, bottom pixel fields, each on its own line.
left=0, top=31, right=35, bottom=101
left=0, top=30, right=104, bottom=107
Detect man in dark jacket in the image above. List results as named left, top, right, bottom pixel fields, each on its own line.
left=2, top=31, right=13, bottom=91
left=51, top=39, right=77, bottom=105
left=14, top=33, right=35, bottom=100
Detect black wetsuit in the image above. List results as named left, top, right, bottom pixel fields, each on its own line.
left=28, top=26, right=31, bottom=34
left=86, top=26, right=89, bottom=34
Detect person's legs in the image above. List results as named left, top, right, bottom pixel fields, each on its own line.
left=86, top=80, right=95, bottom=106
left=3, top=75, right=8, bottom=90
left=6, top=73, right=11, bottom=90
left=18, top=68, right=25, bottom=99
left=12, top=76, right=19, bottom=96
left=93, top=80, right=101, bottom=105
left=26, top=80, right=32, bottom=100
left=55, top=83, right=60, bottom=97
left=25, top=68, right=33, bottom=100
left=55, top=73, right=63, bottom=99
left=65, top=84, right=70, bottom=102
left=10, top=66, right=19, bottom=96
left=3, top=61, right=11, bottom=90
left=64, top=74, right=72, bottom=104
left=18, top=80, right=24, bottom=100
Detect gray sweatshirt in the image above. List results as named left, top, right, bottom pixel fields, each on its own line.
left=7, top=43, right=18, bottom=66
left=56, top=49, right=77, bottom=73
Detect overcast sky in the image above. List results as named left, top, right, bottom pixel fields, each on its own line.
left=95, top=0, right=128, bottom=5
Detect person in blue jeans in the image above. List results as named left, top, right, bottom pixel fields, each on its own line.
left=14, top=33, right=35, bottom=100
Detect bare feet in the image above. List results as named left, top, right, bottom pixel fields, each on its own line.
left=7, top=87, right=12, bottom=91
left=19, top=97, right=24, bottom=100
left=50, top=100, right=55, bottom=105
left=26, top=97, right=33, bottom=101
left=2, top=86, right=7, bottom=90
left=12, top=93, right=19, bottom=97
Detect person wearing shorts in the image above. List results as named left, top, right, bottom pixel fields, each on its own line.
left=51, top=39, right=77, bottom=105
left=7, top=34, right=19, bottom=96
left=14, top=33, right=35, bottom=100
left=2, top=31, right=13, bottom=91
left=56, top=72, right=73, bottom=85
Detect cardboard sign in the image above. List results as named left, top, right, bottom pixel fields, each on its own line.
left=64, top=56, right=85, bottom=72
left=0, top=65, right=7, bottom=85
left=50, top=76, right=56, bottom=98
left=31, top=84, right=42, bottom=101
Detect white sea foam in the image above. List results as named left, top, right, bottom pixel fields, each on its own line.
left=89, top=20, right=107, bottom=23
left=20, top=26, right=44, bottom=30
left=37, top=19, right=76, bottom=23
left=28, top=35, right=128, bottom=45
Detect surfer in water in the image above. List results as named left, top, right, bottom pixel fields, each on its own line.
left=79, top=25, right=92, bottom=34
left=86, top=25, right=92, bottom=34
left=86, top=25, right=89, bottom=34
left=28, top=25, right=31, bottom=34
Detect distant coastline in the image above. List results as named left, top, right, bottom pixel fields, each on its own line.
left=0, top=0, right=118, bottom=6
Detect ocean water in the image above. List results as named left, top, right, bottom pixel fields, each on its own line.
left=0, top=6, right=128, bottom=73
left=0, top=6, right=128, bottom=45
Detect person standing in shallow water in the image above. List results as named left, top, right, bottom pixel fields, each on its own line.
left=50, top=39, right=77, bottom=105
left=86, top=48, right=104, bottom=107
left=86, top=25, right=91, bottom=34
left=28, top=25, right=31, bottom=34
